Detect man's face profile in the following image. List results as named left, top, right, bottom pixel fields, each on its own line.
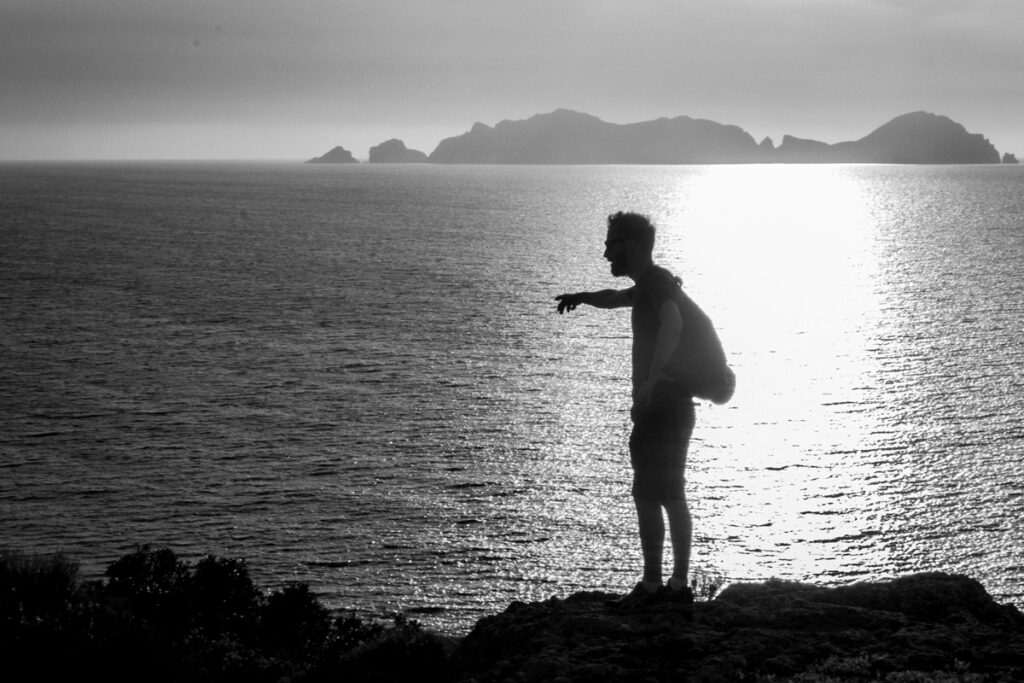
left=605, top=229, right=633, bottom=277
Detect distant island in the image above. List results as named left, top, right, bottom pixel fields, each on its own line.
left=306, top=145, right=358, bottom=164
left=429, top=110, right=1001, bottom=164
left=310, top=110, right=1010, bottom=165
left=369, top=138, right=428, bottom=163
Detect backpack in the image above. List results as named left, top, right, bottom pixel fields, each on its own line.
left=668, top=283, right=736, bottom=405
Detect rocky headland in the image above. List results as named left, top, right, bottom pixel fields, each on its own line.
left=448, top=573, right=1024, bottom=682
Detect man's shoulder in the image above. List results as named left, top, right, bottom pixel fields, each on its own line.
left=637, top=265, right=681, bottom=295
left=652, top=265, right=680, bottom=284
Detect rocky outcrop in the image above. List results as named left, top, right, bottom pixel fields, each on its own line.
left=307, top=145, right=359, bottom=164
left=369, top=139, right=428, bottom=163
left=448, top=573, right=1024, bottom=682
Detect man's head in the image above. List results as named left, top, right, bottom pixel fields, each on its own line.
left=604, top=211, right=655, bottom=277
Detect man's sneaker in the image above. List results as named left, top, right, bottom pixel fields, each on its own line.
left=664, top=577, right=695, bottom=604
left=605, top=580, right=662, bottom=609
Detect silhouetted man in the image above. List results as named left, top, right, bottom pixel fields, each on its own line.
left=555, top=211, right=698, bottom=606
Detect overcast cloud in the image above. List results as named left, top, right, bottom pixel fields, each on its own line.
left=2, top=0, right=1021, bottom=159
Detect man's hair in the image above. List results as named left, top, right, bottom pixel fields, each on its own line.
left=607, top=211, right=655, bottom=252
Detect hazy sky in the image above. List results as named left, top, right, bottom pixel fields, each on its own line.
left=2, top=0, right=1021, bottom=160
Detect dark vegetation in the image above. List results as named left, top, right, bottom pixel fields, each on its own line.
left=1, top=546, right=449, bottom=682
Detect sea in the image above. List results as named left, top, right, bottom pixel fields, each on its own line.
left=2, top=161, right=1022, bottom=636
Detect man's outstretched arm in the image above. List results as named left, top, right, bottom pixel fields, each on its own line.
left=555, top=289, right=632, bottom=314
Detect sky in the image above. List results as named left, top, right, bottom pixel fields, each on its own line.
left=2, top=0, right=1022, bottom=161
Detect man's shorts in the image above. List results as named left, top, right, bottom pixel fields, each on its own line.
left=629, top=391, right=696, bottom=502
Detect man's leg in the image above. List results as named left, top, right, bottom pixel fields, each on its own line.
left=634, top=496, right=665, bottom=586
left=665, top=397, right=696, bottom=591
left=664, top=495, right=692, bottom=586
left=606, top=495, right=663, bottom=607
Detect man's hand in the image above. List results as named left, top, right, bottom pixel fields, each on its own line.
left=635, top=379, right=656, bottom=410
left=634, top=371, right=672, bottom=414
left=555, top=293, right=582, bottom=314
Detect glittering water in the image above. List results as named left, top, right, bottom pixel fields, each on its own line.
left=2, top=162, right=1022, bottom=635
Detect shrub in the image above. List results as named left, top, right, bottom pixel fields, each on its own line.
left=261, top=583, right=332, bottom=662
left=322, top=614, right=449, bottom=683
left=1, top=547, right=80, bottom=629
left=0, top=546, right=449, bottom=682
left=691, top=568, right=726, bottom=601
left=104, top=544, right=193, bottom=634
left=189, top=555, right=261, bottom=640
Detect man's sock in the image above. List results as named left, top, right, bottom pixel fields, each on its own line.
left=667, top=576, right=688, bottom=591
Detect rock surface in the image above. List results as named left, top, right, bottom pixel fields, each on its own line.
left=448, top=573, right=1024, bottom=682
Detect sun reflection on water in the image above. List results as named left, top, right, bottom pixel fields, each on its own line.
left=647, top=167, right=894, bottom=578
